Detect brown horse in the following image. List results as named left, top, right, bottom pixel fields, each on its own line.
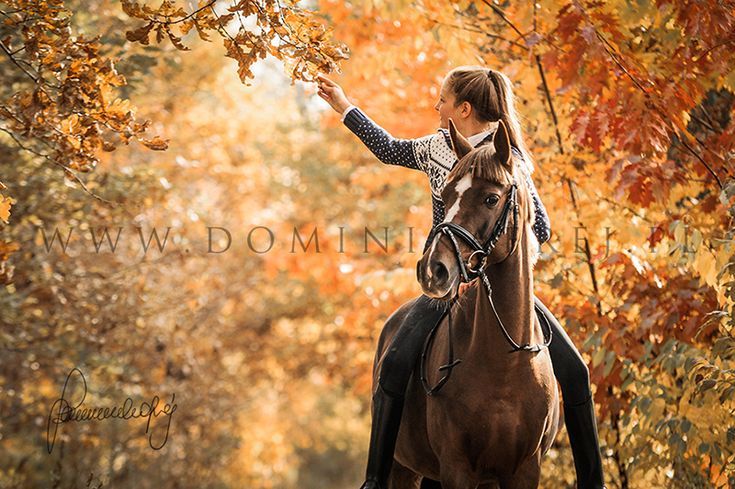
left=372, top=120, right=560, bottom=489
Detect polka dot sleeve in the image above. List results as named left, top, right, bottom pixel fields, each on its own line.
left=509, top=147, right=551, bottom=244
left=343, top=106, right=430, bottom=172
left=524, top=171, right=551, bottom=244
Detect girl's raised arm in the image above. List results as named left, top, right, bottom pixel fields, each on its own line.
left=340, top=106, right=430, bottom=171
left=317, top=74, right=440, bottom=172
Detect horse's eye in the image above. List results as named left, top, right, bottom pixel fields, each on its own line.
left=484, top=195, right=499, bottom=207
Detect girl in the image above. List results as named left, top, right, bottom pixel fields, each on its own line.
left=317, top=67, right=606, bottom=489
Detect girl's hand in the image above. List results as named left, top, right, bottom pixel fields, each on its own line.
left=317, top=74, right=352, bottom=115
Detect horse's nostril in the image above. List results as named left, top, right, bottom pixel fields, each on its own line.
left=431, top=261, right=448, bottom=284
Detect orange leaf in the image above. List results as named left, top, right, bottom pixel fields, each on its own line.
left=140, top=136, right=169, bottom=151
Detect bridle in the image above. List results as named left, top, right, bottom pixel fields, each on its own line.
left=437, top=179, right=521, bottom=278
left=420, top=176, right=553, bottom=396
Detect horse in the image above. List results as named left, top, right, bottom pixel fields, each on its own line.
left=371, top=119, right=560, bottom=489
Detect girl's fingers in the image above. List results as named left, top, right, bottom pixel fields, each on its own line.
left=317, top=74, right=336, bottom=87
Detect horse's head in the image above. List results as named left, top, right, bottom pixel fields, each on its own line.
left=416, top=118, right=538, bottom=300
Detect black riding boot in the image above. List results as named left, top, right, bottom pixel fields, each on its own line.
left=359, top=382, right=406, bottom=489
left=564, top=394, right=606, bottom=489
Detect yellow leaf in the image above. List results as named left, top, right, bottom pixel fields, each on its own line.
left=0, top=196, right=13, bottom=224
left=695, top=250, right=718, bottom=288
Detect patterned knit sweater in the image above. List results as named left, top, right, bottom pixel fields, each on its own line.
left=342, top=106, right=551, bottom=254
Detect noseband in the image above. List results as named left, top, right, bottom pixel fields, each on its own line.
left=420, top=176, right=553, bottom=396
left=434, top=179, right=521, bottom=282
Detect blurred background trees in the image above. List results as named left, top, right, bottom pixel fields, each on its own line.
left=1, top=0, right=734, bottom=487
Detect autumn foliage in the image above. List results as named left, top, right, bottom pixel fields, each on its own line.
left=1, top=0, right=734, bottom=488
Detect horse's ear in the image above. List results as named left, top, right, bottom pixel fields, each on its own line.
left=448, top=118, right=473, bottom=160
left=494, top=119, right=511, bottom=169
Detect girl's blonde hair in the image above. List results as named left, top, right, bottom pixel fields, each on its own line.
left=445, top=66, right=535, bottom=174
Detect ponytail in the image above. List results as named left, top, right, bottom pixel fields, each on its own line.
left=491, top=70, right=535, bottom=175
left=446, top=66, right=535, bottom=175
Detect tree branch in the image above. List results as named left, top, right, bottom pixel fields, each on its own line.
left=0, top=126, right=116, bottom=205
left=677, top=136, right=724, bottom=189
left=0, top=40, right=38, bottom=83
left=535, top=55, right=564, bottom=155
left=147, top=0, right=217, bottom=25
left=427, top=17, right=529, bottom=52
left=481, top=0, right=524, bottom=38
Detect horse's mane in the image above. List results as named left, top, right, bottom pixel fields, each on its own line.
left=445, top=146, right=541, bottom=266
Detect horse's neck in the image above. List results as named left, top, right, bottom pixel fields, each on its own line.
left=469, top=235, right=538, bottom=358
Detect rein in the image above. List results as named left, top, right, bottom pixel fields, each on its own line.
left=420, top=177, right=553, bottom=396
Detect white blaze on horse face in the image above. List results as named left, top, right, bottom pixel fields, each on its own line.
left=426, top=173, right=473, bottom=281
left=443, top=174, right=473, bottom=223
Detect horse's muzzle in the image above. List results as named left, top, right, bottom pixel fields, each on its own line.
left=417, top=246, right=458, bottom=300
